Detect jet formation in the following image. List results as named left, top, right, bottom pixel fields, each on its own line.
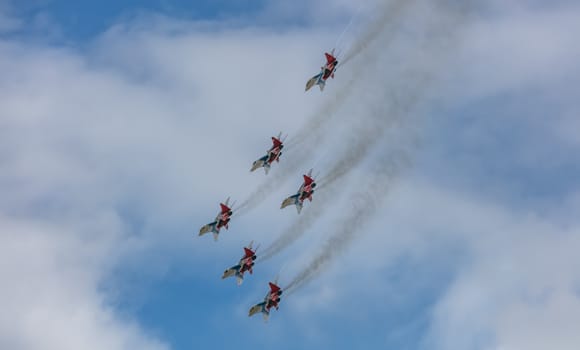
left=198, top=50, right=339, bottom=320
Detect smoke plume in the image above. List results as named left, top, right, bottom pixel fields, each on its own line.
left=284, top=147, right=411, bottom=294
left=260, top=0, right=469, bottom=262
left=235, top=0, right=416, bottom=215
left=282, top=0, right=474, bottom=293
left=340, top=0, right=415, bottom=66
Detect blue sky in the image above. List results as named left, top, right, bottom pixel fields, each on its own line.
left=1, top=1, right=580, bottom=350
left=2, top=0, right=265, bottom=39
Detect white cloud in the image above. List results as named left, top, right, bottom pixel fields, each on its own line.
left=0, top=215, right=167, bottom=350
left=2, top=0, right=580, bottom=349
left=495, top=290, right=580, bottom=350
left=444, top=2, right=580, bottom=101
left=0, top=9, right=336, bottom=348
left=410, top=180, right=580, bottom=350
left=274, top=2, right=580, bottom=348
left=283, top=175, right=580, bottom=348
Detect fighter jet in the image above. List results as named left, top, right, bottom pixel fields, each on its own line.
left=251, top=133, right=286, bottom=174
left=222, top=242, right=258, bottom=285
left=281, top=169, right=316, bottom=214
left=248, top=281, right=283, bottom=321
left=305, top=50, right=338, bottom=92
left=199, top=197, right=234, bottom=241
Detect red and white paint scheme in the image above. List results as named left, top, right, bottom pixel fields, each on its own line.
left=305, top=50, right=339, bottom=92
left=199, top=197, right=234, bottom=241
left=281, top=169, right=317, bottom=214
left=248, top=281, right=283, bottom=321
left=251, top=132, right=286, bottom=174
left=222, top=242, right=259, bottom=285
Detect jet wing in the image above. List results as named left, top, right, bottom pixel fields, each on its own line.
left=281, top=194, right=299, bottom=209
left=222, top=265, right=240, bottom=279
left=199, top=222, right=216, bottom=236
left=251, top=155, right=269, bottom=172
left=248, top=302, right=266, bottom=317
left=305, top=73, right=322, bottom=91
left=251, top=159, right=264, bottom=172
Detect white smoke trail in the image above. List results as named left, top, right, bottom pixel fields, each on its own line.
left=283, top=146, right=411, bottom=294
left=259, top=0, right=466, bottom=261
left=259, top=89, right=416, bottom=261
left=234, top=75, right=354, bottom=216
left=282, top=0, right=474, bottom=294
left=235, top=0, right=416, bottom=216
left=340, top=0, right=415, bottom=66
left=250, top=163, right=403, bottom=301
